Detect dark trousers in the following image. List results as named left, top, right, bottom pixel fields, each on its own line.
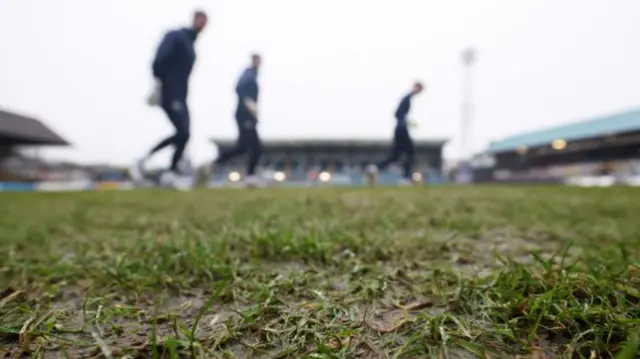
left=377, top=125, right=415, bottom=179
left=148, top=100, right=191, bottom=172
left=215, top=118, right=262, bottom=175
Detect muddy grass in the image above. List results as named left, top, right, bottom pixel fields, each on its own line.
left=0, top=187, right=639, bottom=358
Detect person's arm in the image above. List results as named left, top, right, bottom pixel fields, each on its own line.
left=243, top=82, right=259, bottom=117
left=147, top=33, right=176, bottom=106
left=395, top=96, right=410, bottom=123
left=237, top=71, right=259, bottom=118
left=152, top=31, right=177, bottom=79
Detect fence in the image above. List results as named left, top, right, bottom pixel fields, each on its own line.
left=0, top=180, right=134, bottom=192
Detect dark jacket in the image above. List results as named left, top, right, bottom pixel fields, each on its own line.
left=394, top=93, right=413, bottom=126
left=152, top=28, right=198, bottom=102
left=235, top=67, right=259, bottom=121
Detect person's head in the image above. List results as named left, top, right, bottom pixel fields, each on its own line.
left=412, top=81, right=424, bottom=95
left=251, top=53, right=262, bottom=69
left=192, top=10, right=208, bottom=33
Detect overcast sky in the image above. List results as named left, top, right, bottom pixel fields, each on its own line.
left=1, top=0, right=639, bottom=166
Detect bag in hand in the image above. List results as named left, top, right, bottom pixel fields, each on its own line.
left=146, top=79, right=162, bottom=107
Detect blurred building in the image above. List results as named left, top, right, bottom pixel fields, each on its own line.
left=210, top=138, right=448, bottom=185
left=475, top=108, right=640, bottom=184
left=0, top=108, right=73, bottom=183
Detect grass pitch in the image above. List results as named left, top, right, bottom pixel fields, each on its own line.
left=1, top=186, right=639, bottom=358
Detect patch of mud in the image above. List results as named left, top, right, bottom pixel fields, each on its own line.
left=2, top=288, right=250, bottom=359
left=365, top=299, right=444, bottom=334
left=341, top=192, right=375, bottom=210
left=432, top=228, right=584, bottom=277
left=328, top=280, right=350, bottom=292
left=268, top=261, right=307, bottom=279
left=448, top=348, right=484, bottom=359
left=161, top=289, right=208, bottom=316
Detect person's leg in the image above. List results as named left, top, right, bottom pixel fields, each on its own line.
left=214, top=145, right=246, bottom=164
left=131, top=102, right=181, bottom=183
left=246, top=128, right=262, bottom=176
left=400, top=129, right=415, bottom=179
left=214, top=121, right=250, bottom=165
left=146, top=103, right=182, bottom=156
left=148, top=136, right=176, bottom=155
left=377, top=126, right=403, bottom=170
left=167, top=101, right=190, bottom=172
left=151, top=100, right=193, bottom=191
left=377, top=149, right=401, bottom=170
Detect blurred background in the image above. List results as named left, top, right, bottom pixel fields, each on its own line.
left=1, top=0, right=639, bottom=190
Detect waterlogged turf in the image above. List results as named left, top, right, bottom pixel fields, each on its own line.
left=0, top=187, right=639, bottom=358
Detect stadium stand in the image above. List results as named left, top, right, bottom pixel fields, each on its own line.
left=477, top=108, right=640, bottom=184
left=0, top=108, right=69, bottom=182
left=211, top=138, right=448, bottom=185
left=0, top=109, right=69, bottom=146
